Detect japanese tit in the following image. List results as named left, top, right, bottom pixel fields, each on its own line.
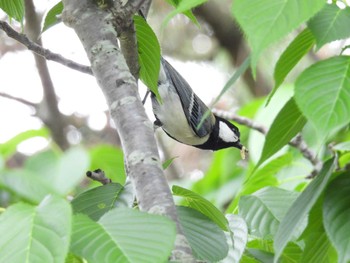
left=151, top=58, right=245, bottom=153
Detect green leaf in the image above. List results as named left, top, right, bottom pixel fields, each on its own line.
left=71, top=208, right=176, bottom=263
left=323, top=174, right=350, bottom=263
left=332, top=141, right=350, bottom=151
left=165, top=0, right=200, bottom=26
left=299, top=197, right=337, bottom=263
left=227, top=153, right=290, bottom=213
left=42, top=1, right=63, bottom=33
left=268, top=28, right=315, bottom=104
left=0, top=128, right=49, bottom=158
left=239, top=187, right=301, bottom=239
left=1, top=148, right=89, bottom=201
left=89, top=145, right=125, bottom=184
left=0, top=195, right=72, bottom=263
left=274, top=158, right=336, bottom=262
left=25, top=150, right=59, bottom=178
left=247, top=239, right=302, bottom=263
left=0, top=170, right=56, bottom=203
left=301, top=232, right=337, bottom=263
left=282, top=242, right=303, bottom=263
left=72, top=183, right=123, bottom=221
left=177, top=206, right=228, bottom=261
left=308, top=4, right=350, bottom=50
left=134, top=15, right=161, bottom=102
left=65, top=253, right=84, bottom=263
left=257, top=98, right=306, bottom=168
left=172, top=185, right=229, bottom=231
left=163, top=0, right=206, bottom=26
left=295, top=56, right=350, bottom=140
left=222, top=214, right=248, bottom=263
left=162, top=156, right=178, bottom=170
left=51, top=147, right=90, bottom=195
left=247, top=249, right=274, bottom=263
left=232, top=0, right=325, bottom=74
left=0, top=0, right=24, bottom=22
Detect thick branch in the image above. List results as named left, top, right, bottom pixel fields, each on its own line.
left=213, top=109, right=322, bottom=174
left=0, top=20, right=92, bottom=75
left=62, top=0, right=193, bottom=260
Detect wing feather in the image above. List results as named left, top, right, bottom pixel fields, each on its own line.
left=161, top=59, right=215, bottom=137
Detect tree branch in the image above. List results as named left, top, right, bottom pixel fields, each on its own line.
left=213, top=109, right=322, bottom=175
left=0, top=92, right=38, bottom=108
left=24, top=0, right=69, bottom=150
left=0, top=20, right=92, bottom=75
left=62, top=0, right=194, bottom=260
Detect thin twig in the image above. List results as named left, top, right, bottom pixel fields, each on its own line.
left=0, top=92, right=38, bottom=108
left=213, top=109, right=322, bottom=175
left=0, top=20, right=93, bottom=75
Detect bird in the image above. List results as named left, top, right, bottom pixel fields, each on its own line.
left=151, top=57, right=247, bottom=157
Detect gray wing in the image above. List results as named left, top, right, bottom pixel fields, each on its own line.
left=161, top=58, right=215, bottom=138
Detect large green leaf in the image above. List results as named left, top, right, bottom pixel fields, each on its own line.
left=247, top=239, right=302, bottom=263
left=89, top=145, right=125, bottom=184
left=50, top=147, right=90, bottom=195
left=301, top=232, right=336, bottom=263
left=268, top=28, right=315, bottom=104
left=300, top=198, right=337, bottom=263
left=172, top=185, right=228, bottom=231
left=0, top=196, right=71, bottom=263
left=0, top=148, right=89, bottom=202
left=239, top=187, right=301, bottom=239
left=227, top=153, right=291, bottom=213
left=295, top=56, right=350, bottom=139
left=0, top=128, right=49, bottom=158
left=42, top=1, right=63, bottom=33
left=0, top=170, right=56, bottom=203
left=221, top=214, right=248, bottom=263
left=257, top=98, right=306, bottom=168
left=134, top=15, right=161, bottom=102
left=274, top=158, right=336, bottom=262
left=308, top=4, right=350, bottom=50
left=177, top=206, right=228, bottom=261
left=323, top=174, right=350, bottom=263
left=72, top=183, right=123, bottom=221
left=232, top=0, right=325, bottom=74
left=25, top=150, right=59, bottom=179
left=0, top=0, right=24, bottom=22
left=71, top=208, right=176, bottom=263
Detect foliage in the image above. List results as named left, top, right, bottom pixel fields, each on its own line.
left=1, top=0, right=350, bottom=262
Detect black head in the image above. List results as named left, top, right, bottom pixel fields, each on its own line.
left=194, top=115, right=242, bottom=151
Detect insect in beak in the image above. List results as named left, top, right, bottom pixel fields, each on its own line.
left=240, top=145, right=248, bottom=160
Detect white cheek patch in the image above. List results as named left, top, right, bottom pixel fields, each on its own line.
left=219, top=121, right=238, bottom=142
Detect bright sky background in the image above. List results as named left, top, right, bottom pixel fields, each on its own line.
left=0, top=0, right=228, bottom=154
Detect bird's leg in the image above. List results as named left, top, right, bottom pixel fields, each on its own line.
left=142, top=90, right=150, bottom=105
left=153, top=119, right=162, bottom=131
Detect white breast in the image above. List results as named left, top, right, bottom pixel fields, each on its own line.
left=152, top=83, right=209, bottom=146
